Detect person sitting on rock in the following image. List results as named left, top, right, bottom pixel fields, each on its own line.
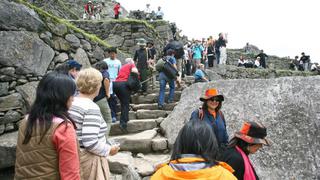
left=156, top=6, right=164, bottom=19
left=221, top=121, right=270, bottom=180
left=151, top=120, right=237, bottom=180
left=290, top=56, right=300, bottom=70
left=113, top=58, right=140, bottom=133
left=190, top=88, right=229, bottom=149
left=95, top=4, right=102, bottom=20
left=68, top=68, right=120, bottom=180
left=84, top=1, right=95, bottom=20
left=144, top=4, right=152, bottom=20
left=194, top=63, right=209, bottom=83
left=254, top=57, right=262, bottom=68
left=238, top=55, right=246, bottom=67
left=244, top=59, right=254, bottom=68
left=15, top=72, right=80, bottom=179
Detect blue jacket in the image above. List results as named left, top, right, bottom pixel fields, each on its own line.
left=191, top=109, right=229, bottom=146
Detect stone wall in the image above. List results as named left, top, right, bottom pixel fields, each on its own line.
left=0, top=0, right=127, bottom=136
left=227, top=49, right=292, bottom=70
left=161, top=76, right=320, bottom=179
left=71, top=20, right=169, bottom=56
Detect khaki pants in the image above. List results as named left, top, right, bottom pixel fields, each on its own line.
left=80, top=150, right=110, bottom=180
left=96, top=98, right=112, bottom=138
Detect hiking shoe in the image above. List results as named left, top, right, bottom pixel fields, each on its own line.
left=119, top=125, right=128, bottom=134
left=158, top=104, right=164, bottom=110
left=167, top=100, right=174, bottom=104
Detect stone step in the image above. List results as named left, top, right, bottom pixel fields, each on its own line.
left=110, top=119, right=157, bottom=136
left=136, top=109, right=168, bottom=119
left=0, top=131, right=17, bottom=169
left=131, top=91, right=182, bottom=104
left=108, top=151, right=170, bottom=177
left=131, top=102, right=178, bottom=111
left=116, top=111, right=136, bottom=120
left=109, top=129, right=158, bottom=153
left=151, top=136, right=168, bottom=152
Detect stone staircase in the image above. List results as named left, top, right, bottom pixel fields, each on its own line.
left=108, top=76, right=194, bottom=179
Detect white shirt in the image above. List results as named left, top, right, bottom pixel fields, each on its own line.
left=144, top=7, right=151, bottom=14
left=156, top=10, right=164, bottom=17
left=255, top=60, right=260, bottom=67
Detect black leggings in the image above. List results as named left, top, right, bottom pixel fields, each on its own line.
left=113, top=81, right=131, bottom=128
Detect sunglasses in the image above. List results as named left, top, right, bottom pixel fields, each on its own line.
left=207, top=97, right=221, bottom=102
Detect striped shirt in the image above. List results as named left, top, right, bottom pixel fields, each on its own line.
left=68, top=97, right=110, bottom=157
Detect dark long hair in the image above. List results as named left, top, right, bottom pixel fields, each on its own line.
left=171, top=119, right=219, bottom=164
left=94, top=61, right=108, bottom=72
left=228, top=137, right=250, bottom=155
left=23, top=72, right=77, bottom=144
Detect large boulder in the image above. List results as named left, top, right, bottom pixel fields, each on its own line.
left=161, top=76, right=320, bottom=179
left=0, top=31, right=54, bottom=76
left=0, top=1, right=45, bottom=32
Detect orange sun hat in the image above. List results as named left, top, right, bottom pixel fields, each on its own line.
left=234, top=121, right=270, bottom=146
left=200, top=88, right=224, bottom=102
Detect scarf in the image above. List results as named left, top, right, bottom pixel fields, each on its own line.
left=235, top=146, right=256, bottom=180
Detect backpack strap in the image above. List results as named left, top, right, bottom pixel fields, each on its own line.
left=218, top=110, right=226, bottom=128
left=198, top=107, right=204, bottom=120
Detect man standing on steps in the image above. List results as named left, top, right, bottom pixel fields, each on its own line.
left=134, top=38, right=152, bottom=95
left=158, top=49, right=177, bottom=110
left=104, top=47, right=121, bottom=123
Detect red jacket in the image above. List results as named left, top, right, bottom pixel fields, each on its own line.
left=84, top=4, right=94, bottom=15
left=114, top=4, right=120, bottom=15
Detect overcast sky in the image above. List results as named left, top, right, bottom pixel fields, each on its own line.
left=118, top=0, right=319, bottom=62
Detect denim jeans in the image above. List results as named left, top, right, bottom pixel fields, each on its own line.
left=158, top=73, right=175, bottom=106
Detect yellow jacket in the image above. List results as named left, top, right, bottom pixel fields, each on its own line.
left=151, top=157, right=237, bottom=180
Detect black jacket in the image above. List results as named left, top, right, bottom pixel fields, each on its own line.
left=222, top=147, right=259, bottom=180
left=133, top=48, right=152, bottom=69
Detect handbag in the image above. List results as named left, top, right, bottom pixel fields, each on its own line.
left=127, top=68, right=141, bottom=91
left=162, top=58, right=179, bottom=79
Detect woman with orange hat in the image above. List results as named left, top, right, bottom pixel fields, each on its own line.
left=190, top=88, right=229, bottom=147
left=222, top=121, right=270, bottom=180
left=151, top=119, right=237, bottom=180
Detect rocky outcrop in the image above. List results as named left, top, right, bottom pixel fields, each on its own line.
left=0, top=1, right=45, bottom=32
left=161, top=76, right=320, bottom=179
left=206, top=65, right=317, bottom=81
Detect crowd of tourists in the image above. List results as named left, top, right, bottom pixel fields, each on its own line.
left=289, top=52, right=319, bottom=72
left=14, top=65, right=270, bottom=179
left=237, top=50, right=269, bottom=69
